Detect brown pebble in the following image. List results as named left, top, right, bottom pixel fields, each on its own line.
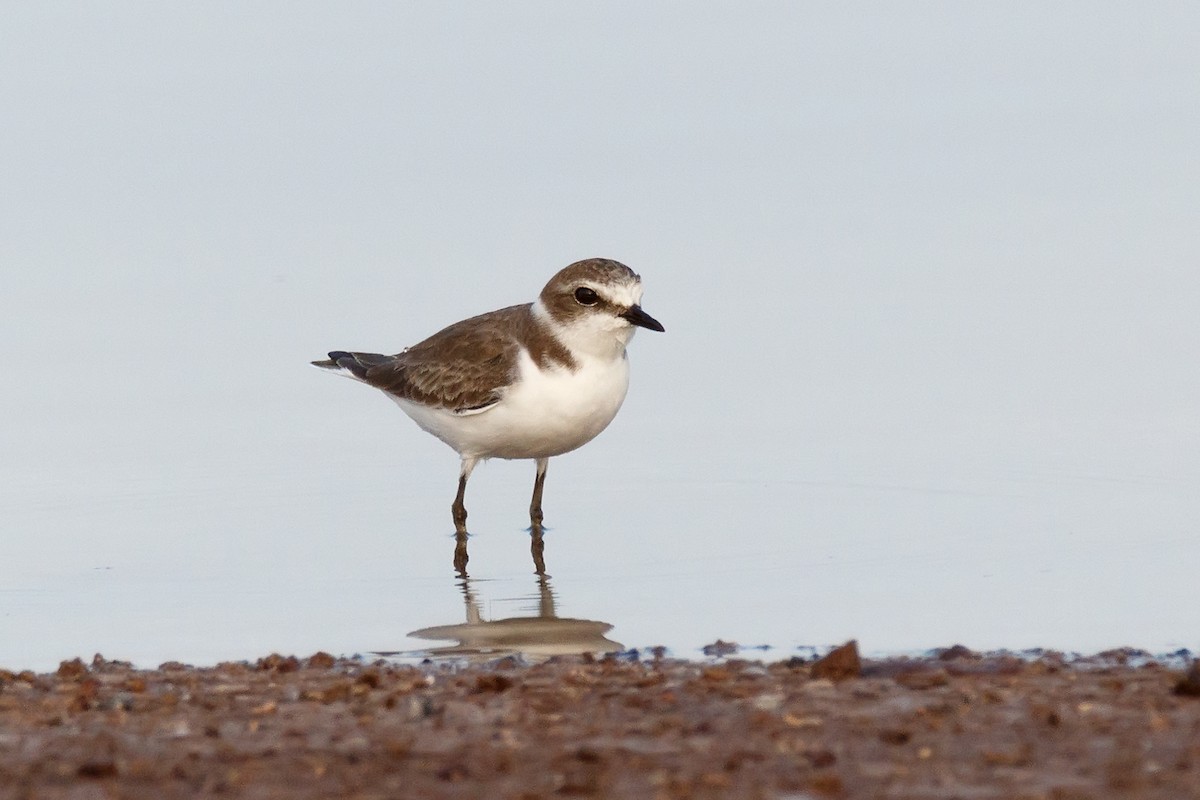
left=257, top=654, right=300, bottom=673
left=68, top=679, right=100, bottom=712
left=936, top=644, right=979, bottom=661
left=473, top=674, right=514, bottom=693
left=319, top=682, right=353, bottom=703
left=895, top=669, right=950, bottom=690
left=700, top=771, right=732, bottom=787
left=1173, top=662, right=1200, bottom=697
left=701, top=666, right=733, bottom=683
left=879, top=728, right=912, bottom=745
left=356, top=669, right=382, bottom=689
left=307, top=651, right=337, bottom=669
left=1028, top=701, right=1061, bottom=726
left=57, top=658, right=88, bottom=680
left=808, top=772, right=844, bottom=795
left=811, top=640, right=861, bottom=682
left=17, top=671, right=51, bottom=691
left=981, top=743, right=1032, bottom=767
left=77, top=761, right=118, bottom=779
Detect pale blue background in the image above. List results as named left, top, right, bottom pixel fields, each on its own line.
left=2, top=2, right=1197, bottom=669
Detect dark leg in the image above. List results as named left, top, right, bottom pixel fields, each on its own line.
left=452, top=474, right=468, bottom=533
left=453, top=530, right=469, bottom=577
left=452, top=457, right=477, bottom=534
left=529, top=457, right=549, bottom=527
left=530, top=522, right=546, bottom=576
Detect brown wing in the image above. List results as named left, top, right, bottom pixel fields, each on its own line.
left=358, top=304, right=531, bottom=413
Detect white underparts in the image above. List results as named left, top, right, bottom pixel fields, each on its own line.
left=389, top=344, right=631, bottom=461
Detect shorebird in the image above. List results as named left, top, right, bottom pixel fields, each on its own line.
left=312, top=258, right=663, bottom=533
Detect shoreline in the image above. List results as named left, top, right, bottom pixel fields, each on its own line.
left=3, top=643, right=1199, bottom=798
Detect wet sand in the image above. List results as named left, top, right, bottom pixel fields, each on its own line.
left=2, top=645, right=1198, bottom=799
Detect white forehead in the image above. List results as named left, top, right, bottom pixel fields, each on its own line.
left=595, top=278, right=644, bottom=309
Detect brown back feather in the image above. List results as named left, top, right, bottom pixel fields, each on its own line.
left=357, top=304, right=576, bottom=413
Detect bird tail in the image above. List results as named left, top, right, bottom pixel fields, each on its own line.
left=310, top=351, right=392, bottom=380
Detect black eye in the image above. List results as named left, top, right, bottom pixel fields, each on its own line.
left=574, top=286, right=599, bottom=306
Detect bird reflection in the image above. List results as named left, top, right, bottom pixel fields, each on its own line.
left=454, top=522, right=546, bottom=577
left=411, top=532, right=621, bottom=660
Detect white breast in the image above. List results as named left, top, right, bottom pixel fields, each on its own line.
left=391, top=347, right=631, bottom=461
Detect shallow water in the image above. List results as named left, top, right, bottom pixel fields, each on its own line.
left=3, top=4, right=1199, bottom=670
left=4, top=360, right=1196, bottom=672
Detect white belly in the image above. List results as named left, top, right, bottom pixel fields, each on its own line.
left=391, top=349, right=631, bottom=460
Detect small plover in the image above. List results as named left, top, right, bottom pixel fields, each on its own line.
left=312, top=258, right=664, bottom=533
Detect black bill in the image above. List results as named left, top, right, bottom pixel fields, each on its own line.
left=621, top=304, right=665, bottom=332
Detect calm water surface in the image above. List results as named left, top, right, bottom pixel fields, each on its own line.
left=3, top=270, right=1196, bottom=671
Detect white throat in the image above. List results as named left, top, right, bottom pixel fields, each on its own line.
left=532, top=286, right=642, bottom=362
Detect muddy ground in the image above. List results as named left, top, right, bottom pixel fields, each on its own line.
left=2, top=644, right=1199, bottom=799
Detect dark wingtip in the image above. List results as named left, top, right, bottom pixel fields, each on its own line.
left=313, top=350, right=393, bottom=378
left=315, top=350, right=372, bottom=379
left=312, top=351, right=353, bottom=371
